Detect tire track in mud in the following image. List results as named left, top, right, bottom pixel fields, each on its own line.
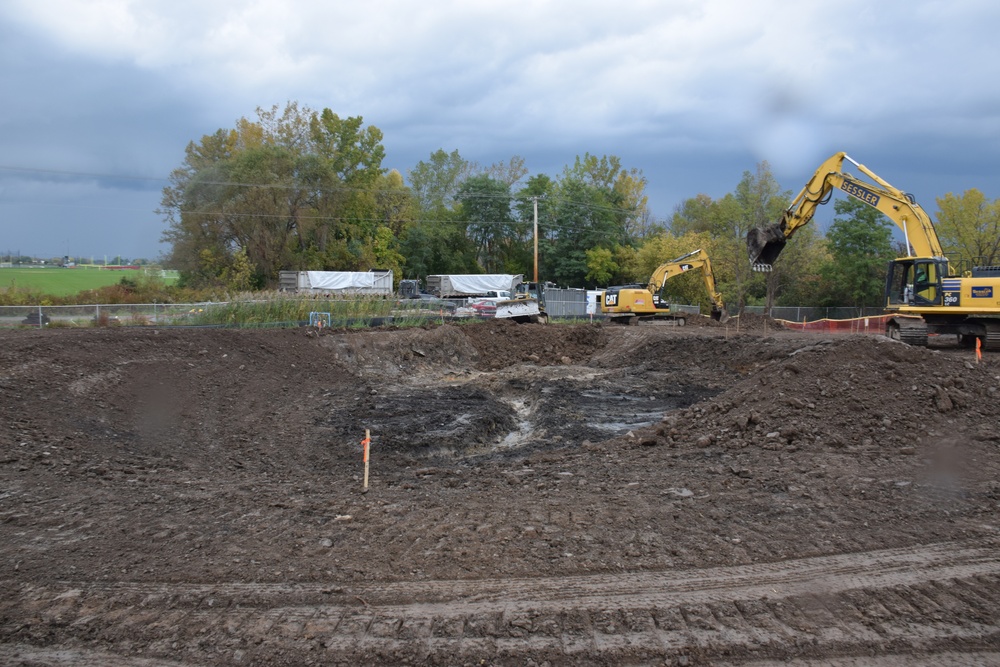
left=714, top=652, right=1000, bottom=667
left=2, top=540, right=1000, bottom=665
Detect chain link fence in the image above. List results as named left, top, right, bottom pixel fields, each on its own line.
left=2, top=300, right=889, bottom=329
left=2, top=299, right=508, bottom=329
left=0, top=303, right=230, bottom=328
left=741, top=306, right=886, bottom=321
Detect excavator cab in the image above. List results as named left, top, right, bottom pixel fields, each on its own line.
left=885, top=259, right=945, bottom=307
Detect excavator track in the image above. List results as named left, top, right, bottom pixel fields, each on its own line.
left=984, top=321, right=1000, bottom=350
left=954, top=320, right=1000, bottom=350
left=4, top=540, right=1000, bottom=665
left=886, top=318, right=928, bottom=346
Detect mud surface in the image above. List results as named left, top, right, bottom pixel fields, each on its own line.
left=2, top=319, right=1000, bottom=665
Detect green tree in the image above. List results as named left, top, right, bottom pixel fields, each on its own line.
left=399, top=212, right=479, bottom=278
left=632, top=231, right=721, bottom=312
left=545, top=177, right=625, bottom=287
left=457, top=175, right=526, bottom=273
left=533, top=154, right=645, bottom=287
left=669, top=190, right=766, bottom=311
left=371, top=169, right=417, bottom=285
left=563, top=153, right=648, bottom=247
left=406, top=149, right=475, bottom=213
left=669, top=194, right=715, bottom=236
left=668, top=163, right=832, bottom=311
left=220, top=247, right=256, bottom=292
left=771, top=224, right=829, bottom=307
left=612, top=168, right=650, bottom=243
left=735, top=162, right=791, bottom=309
left=159, top=102, right=390, bottom=288
left=818, top=196, right=895, bottom=308
left=400, top=149, right=479, bottom=277
left=584, top=247, right=617, bottom=285
left=513, top=174, right=556, bottom=282
left=484, top=155, right=529, bottom=188
left=934, top=189, right=1000, bottom=267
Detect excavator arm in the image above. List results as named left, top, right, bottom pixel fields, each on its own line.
left=648, top=249, right=729, bottom=321
left=747, top=152, right=947, bottom=271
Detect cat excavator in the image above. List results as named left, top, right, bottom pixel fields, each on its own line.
left=748, top=151, right=1000, bottom=348
left=600, top=249, right=729, bottom=325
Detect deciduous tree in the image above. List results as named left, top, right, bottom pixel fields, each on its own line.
left=457, top=175, right=525, bottom=273
left=159, top=102, right=392, bottom=288
left=818, top=197, right=894, bottom=308
left=934, top=189, right=1000, bottom=267
left=632, top=231, right=719, bottom=312
left=407, top=149, right=475, bottom=214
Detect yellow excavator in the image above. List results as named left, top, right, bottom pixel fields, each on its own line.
left=748, top=151, right=1000, bottom=348
left=600, top=248, right=729, bottom=325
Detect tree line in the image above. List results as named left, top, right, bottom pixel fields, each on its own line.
left=160, top=102, right=1000, bottom=313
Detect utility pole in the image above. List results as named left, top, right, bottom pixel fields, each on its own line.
left=532, top=196, right=540, bottom=283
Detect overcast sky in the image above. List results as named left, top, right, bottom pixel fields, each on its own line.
left=2, top=0, right=999, bottom=260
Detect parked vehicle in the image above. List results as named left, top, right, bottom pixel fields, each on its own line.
left=425, top=274, right=522, bottom=299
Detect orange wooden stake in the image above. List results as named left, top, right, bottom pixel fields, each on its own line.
left=976, top=337, right=983, bottom=363
left=362, top=429, right=371, bottom=491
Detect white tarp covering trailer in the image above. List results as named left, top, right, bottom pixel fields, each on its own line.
left=425, top=274, right=522, bottom=298
left=278, top=270, right=393, bottom=295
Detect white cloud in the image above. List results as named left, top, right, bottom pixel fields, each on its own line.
left=7, top=0, right=998, bottom=136
left=2, top=0, right=1000, bottom=256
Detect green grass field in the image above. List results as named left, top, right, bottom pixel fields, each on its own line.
left=0, top=267, right=178, bottom=297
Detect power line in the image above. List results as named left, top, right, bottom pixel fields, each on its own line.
left=167, top=207, right=612, bottom=236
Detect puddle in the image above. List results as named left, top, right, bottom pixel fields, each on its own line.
left=330, top=371, right=720, bottom=457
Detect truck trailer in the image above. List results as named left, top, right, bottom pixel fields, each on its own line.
left=279, top=270, right=393, bottom=295
left=425, top=274, right=522, bottom=298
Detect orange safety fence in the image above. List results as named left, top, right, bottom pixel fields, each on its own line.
left=775, top=314, right=893, bottom=335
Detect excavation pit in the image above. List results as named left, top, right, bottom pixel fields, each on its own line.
left=2, top=320, right=1000, bottom=665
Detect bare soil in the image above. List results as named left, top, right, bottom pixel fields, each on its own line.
left=2, top=318, right=1000, bottom=666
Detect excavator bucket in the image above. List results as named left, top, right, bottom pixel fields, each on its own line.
left=711, top=306, right=729, bottom=323
left=747, top=224, right=788, bottom=271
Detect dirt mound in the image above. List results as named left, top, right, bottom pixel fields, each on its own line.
left=0, top=327, right=348, bottom=471
left=317, top=324, right=482, bottom=376
left=3, top=324, right=1000, bottom=665
left=679, top=312, right=728, bottom=327
left=642, top=335, right=1000, bottom=454
left=726, top=311, right=784, bottom=331
left=457, top=318, right=607, bottom=369
left=589, top=330, right=797, bottom=379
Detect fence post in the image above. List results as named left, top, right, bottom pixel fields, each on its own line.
left=37, top=305, right=43, bottom=329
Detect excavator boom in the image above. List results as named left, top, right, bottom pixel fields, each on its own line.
left=748, top=152, right=946, bottom=271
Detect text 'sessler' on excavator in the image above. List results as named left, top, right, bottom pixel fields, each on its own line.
left=746, top=151, right=1000, bottom=348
